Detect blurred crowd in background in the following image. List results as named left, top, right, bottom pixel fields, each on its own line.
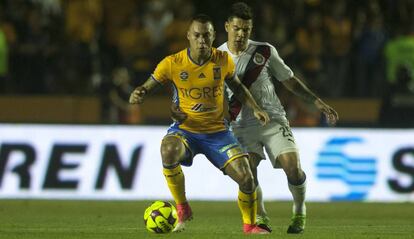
left=0, top=0, right=413, bottom=125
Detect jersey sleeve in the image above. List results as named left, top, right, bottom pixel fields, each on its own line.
left=151, top=57, right=172, bottom=84
left=268, top=45, right=294, bottom=82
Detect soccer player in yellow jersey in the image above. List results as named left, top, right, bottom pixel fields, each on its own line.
left=129, top=14, right=270, bottom=234
left=172, top=4, right=339, bottom=234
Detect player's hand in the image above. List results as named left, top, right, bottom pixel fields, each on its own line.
left=171, top=104, right=187, bottom=123
left=315, top=99, right=339, bottom=126
left=129, top=86, right=147, bottom=104
left=253, top=109, right=270, bottom=126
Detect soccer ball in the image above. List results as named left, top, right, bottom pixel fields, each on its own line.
left=144, top=201, right=178, bottom=233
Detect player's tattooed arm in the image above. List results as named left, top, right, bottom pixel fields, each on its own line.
left=282, top=76, right=339, bottom=125
left=225, top=74, right=256, bottom=109
left=129, top=77, right=162, bottom=104
left=170, top=103, right=187, bottom=123
left=226, top=75, right=270, bottom=125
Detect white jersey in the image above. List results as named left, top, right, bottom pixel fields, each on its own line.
left=218, top=40, right=294, bottom=128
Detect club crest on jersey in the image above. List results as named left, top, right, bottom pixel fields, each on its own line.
left=180, top=71, right=189, bottom=81
left=213, top=67, right=221, bottom=80
left=253, top=52, right=265, bottom=65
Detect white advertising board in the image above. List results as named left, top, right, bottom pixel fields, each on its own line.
left=0, top=124, right=413, bottom=202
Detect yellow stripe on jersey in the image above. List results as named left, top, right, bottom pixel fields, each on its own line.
left=152, top=48, right=235, bottom=133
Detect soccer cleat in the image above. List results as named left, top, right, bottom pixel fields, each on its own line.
left=256, top=215, right=272, bottom=232
left=172, top=202, right=193, bottom=232
left=243, top=224, right=271, bottom=234
left=287, top=214, right=306, bottom=234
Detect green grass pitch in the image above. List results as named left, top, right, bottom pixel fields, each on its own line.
left=0, top=200, right=413, bottom=239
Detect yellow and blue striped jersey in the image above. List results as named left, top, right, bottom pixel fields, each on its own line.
left=152, top=48, right=235, bottom=133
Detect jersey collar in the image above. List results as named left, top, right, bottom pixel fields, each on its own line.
left=187, top=48, right=212, bottom=66
left=226, top=40, right=250, bottom=57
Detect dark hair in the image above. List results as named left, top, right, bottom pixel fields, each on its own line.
left=191, top=14, right=213, bottom=25
left=228, top=2, right=253, bottom=21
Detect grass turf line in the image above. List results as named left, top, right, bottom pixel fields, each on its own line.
left=0, top=200, right=413, bottom=239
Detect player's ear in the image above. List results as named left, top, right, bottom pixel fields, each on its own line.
left=187, top=21, right=193, bottom=41
left=224, top=21, right=229, bottom=33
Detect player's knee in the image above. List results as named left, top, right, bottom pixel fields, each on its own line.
left=248, top=153, right=261, bottom=169
left=279, top=153, right=304, bottom=183
left=286, top=166, right=304, bottom=185
left=160, top=138, right=184, bottom=165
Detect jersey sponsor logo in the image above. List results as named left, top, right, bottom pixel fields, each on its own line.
left=180, top=71, right=189, bottom=81
left=213, top=67, right=221, bottom=80
left=253, top=52, right=265, bottom=65
left=316, top=137, right=377, bottom=201
left=179, top=86, right=222, bottom=99
left=191, top=103, right=203, bottom=111
left=198, top=73, right=206, bottom=79
left=190, top=103, right=217, bottom=112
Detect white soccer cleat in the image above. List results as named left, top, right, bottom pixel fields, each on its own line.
left=172, top=221, right=187, bottom=232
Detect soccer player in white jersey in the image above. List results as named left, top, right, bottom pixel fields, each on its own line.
left=217, top=2, right=339, bottom=234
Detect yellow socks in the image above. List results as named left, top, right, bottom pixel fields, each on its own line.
left=163, top=165, right=187, bottom=204
left=164, top=165, right=258, bottom=225
left=238, top=190, right=257, bottom=225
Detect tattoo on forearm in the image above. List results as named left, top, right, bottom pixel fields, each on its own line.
left=226, top=76, right=260, bottom=110
left=142, top=77, right=162, bottom=94
left=227, top=79, right=248, bottom=103
left=233, top=84, right=247, bottom=102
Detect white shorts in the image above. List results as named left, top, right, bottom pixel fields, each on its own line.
left=232, top=121, right=299, bottom=168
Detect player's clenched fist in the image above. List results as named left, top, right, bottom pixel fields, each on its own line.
left=129, top=86, right=147, bottom=104
left=253, top=109, right=270, bottom=126
left=314, top=99, right=339, bottom=126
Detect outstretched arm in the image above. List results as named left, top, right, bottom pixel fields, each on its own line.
left=129, top=77, right=162, bottom=104
left=225, top=75, right=270, bottom=125
left=282, top=76, right=339, bottom=125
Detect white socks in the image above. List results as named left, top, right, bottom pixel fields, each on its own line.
left=288, top=180, right=307, bottom=215
left=256, top=184, right=268, bottom=216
